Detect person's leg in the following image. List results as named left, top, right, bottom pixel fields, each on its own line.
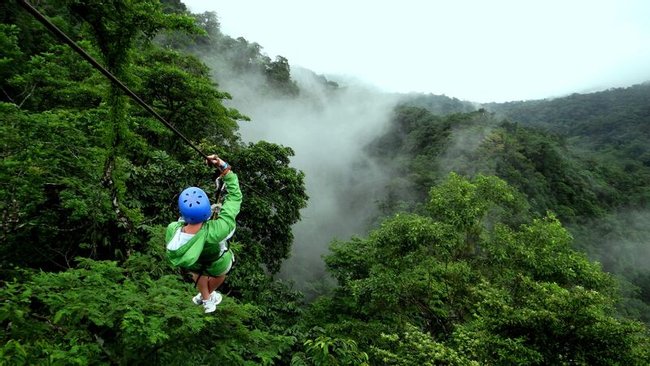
left=207, top=255, right=233, bottom=293
left=192, top=273, right=211, bottom=300
left=207, top=275, right=226, bottom=293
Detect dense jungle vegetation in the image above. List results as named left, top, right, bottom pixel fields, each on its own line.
left=1, top=1, right=649, bottom=364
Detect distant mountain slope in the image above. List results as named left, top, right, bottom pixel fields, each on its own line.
left=483, top=83, right=650, bottom=208
left=398, top=93, right=477, bottom=115
left=370, top=84, right=650, bottom=323
left=485, top=83, right=650, bottom=159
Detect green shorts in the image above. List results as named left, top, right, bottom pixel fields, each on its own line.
left=204, top=251, right=234, bottom=277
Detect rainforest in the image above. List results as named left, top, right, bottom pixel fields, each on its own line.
left=1, top=1, right=649, bottom=365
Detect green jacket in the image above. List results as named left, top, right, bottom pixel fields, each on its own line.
left=165, top=172, right=242, bottom=276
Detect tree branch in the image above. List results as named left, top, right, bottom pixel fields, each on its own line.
left=1, top=87, right=16, bottom=104
left=18, top=84, right=36, bottom=108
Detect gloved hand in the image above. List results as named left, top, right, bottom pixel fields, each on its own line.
left=211, top=202, right=222, bottom=215
left=206, top=154, right=231, bottom=175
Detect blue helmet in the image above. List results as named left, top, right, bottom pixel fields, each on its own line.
left=178, top=187, right=211, bottom=224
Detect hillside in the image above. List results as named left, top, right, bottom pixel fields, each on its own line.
left=1, top=1, right=649, bottom=364
left=381, top=86, right=650, bottom=323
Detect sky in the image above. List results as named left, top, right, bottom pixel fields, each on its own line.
left=182, top=0, right=650, bottom=103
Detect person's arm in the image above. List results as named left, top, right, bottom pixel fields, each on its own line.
left=213, top=171, right=242, bottom=230
left=204, top=156, right=243, bottom=242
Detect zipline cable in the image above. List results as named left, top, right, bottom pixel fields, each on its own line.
left=17, top=0, right=275, bottom=202
left=16, top=0, right=211, bottom=162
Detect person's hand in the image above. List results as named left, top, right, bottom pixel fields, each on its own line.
left=206, top=154, right=231, bottom=175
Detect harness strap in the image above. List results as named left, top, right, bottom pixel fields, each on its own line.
left=192, top=247, right=231, bottom=277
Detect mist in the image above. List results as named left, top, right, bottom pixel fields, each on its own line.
left=437, top=115, right=497, bottom=178
left=571, top=210, right=650, bottom=275
left=202, top=57, right=400, bottom=291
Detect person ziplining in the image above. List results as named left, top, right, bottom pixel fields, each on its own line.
left=165, top=155, right=242, bottom=313
left=14, top=1, right=246, bottom=314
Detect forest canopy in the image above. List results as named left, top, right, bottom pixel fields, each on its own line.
left=1, top=1, right=649, bottom=365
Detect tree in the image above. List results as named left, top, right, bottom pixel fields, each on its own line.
left=49, top=0, right=196, bottom=250
left=228, top=141, right=309, bottom=276
left=0, top=258, right=294, bottom=365
left=0, top=1, right=254, bottom=267
left=2, top=3, right=309, bottom=364
left=291, top=336, right=369, bottom=366
left=131, top=46, right=246, bottom=155
left=0, top=103, right=112, bottom=268
left=265, top=56, right=299, bottom=96
left=311, top=173, right=649, bottom=365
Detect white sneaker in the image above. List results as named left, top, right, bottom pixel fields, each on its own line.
left=212, top=292, right=223, bottom=306
left=192, top=293, right=203, bottom=305
left=192, top=291, right=218, bottom=305
left=202, top=292, right=223, bottom=313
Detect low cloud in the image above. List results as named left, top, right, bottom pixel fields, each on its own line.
left=206, top=61, right=400, bottom=291
left=438, top=113, right=497, bottom=177
left=572, top=209, right=650, bottom=275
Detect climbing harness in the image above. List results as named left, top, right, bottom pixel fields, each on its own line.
left=191, top=173, right=233, bottom=287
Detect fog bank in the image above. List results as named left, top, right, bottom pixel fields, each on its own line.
left=210, top=64, right=400, bottom=290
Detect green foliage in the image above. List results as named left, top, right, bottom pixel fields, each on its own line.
left=315, top=174, right=650, bottom=365
left=370, top=324, right=479, bottom=366
left=2, top=2, right=305, bottom=364
left=0, top=24, right=22, bottom=87
left=229, top=141, right=308, bottom=275
left=0, top=259, right=295, bottom=365
left=51, top=0, right=197, bottom=69
left=165, top=11, right=301, bottom=97
left=131, top=46, right=245, bottom=150
left=401, top=94, right=477, bottom=116
left=482, top=85, right=650, bottom=321
left=485, top=85, right=650, bottom=212
left=427, top=172, right=529, bottom=231
left=6, top=42, right=105, bottom=110
left=487, top=84, right=650, bottom=159
left=265, top=56, right=299, bottom=96
left=372, top=107, right=616, bottom=222
left=368, top=105, right=450, bottom=181
left=454, top=278, right=649, bottom=365
left=570, top=210, right=650, bottom=323
left=486, top=123, right=610, bottom=220
left=485, top=215, right=614, bottom=292
left=5, top=1, right=650, bottom=363
left=370, top=99, right=650, bottom=323
left=1, top=0, right=305, bottom=268
left=0, top=103, right=114, bottom=268
left=291, top=336, right=369, bottom=366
